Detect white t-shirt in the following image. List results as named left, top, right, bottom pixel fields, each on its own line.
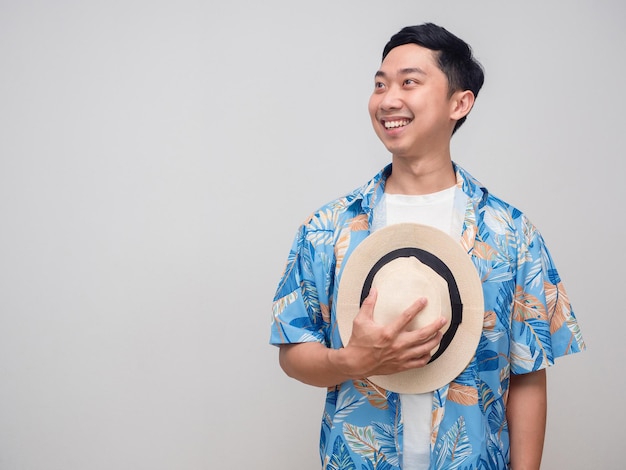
left=375, top=185, right=456, bottom=470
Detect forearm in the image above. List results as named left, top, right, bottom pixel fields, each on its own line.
left=277, top=295, right=446, bottom=388
left=278, top=342, right=356, bottom=388
left=278, top=296, right=446, bottom=388
left=507, top=369, right=547, bottom=470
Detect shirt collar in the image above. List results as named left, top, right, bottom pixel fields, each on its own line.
left=354, top=162, right=488, bottom=216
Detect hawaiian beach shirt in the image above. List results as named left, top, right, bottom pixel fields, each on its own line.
left=270, top=163, right=585, bottom=469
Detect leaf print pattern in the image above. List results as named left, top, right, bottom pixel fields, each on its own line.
left=321, top=302, right=331, bottom=324
left=477, top=379, right=497, bottom=413
left=472, top=240, right=498, bottom=261
left=448, top=383, right=478, bottom=406
left=353, top=380, right=389, bottom=410
left=272, top=291, right=298, bottom=322
left=483, top=204, right=510, bottom=236
left=430, top=385, right=448, bottom=446
left=513, top=286, right=547, bottom=322
left=460, top=221, right=476, bottom=255
left=372, top=422, right=400, bottom=468
left=567, top=317, right=586, bottom=353
left=522, top=256, right=543, bottom=291
left=344, top=424, right=381, bottom=464
left=334, top=387, right=366, bottom=424
left=483, top=310, right=497, bottom=330
left=434, top=416, right=472, bottom=470
left=325, top=436, right=357, bottom=470
left=349, top=213, right=368, bottom=232
left=335, top=225, right=352, bottom=275
left=544, top=280, right=570, bottom=333
left=301, top=277, right=321, bottom=321
left=343, top=423, right=399, bottom=470
left=270, top=291, right=302, bottom=343
left=308, top=208, right=339, bottom=241
left=336, top=215, right=368, bottom=272
left=486, top=395, right=507, bottom=437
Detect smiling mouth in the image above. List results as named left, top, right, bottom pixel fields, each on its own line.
left=383, top=119, right=411, bottom=129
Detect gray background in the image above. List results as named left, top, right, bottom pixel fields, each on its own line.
left=1, top=0, right=623, bottom=468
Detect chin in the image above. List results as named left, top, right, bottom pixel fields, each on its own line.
left=378, top=137, right=401, bottom=154
left=383, top=143, right=411, bottom=158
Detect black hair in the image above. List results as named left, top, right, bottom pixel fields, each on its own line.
left=383, top=23, right=485, bottom=133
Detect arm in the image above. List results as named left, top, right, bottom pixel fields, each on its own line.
left=279, top=289, right=446, bottom=387
left=507, top=368, right=547, bottom=470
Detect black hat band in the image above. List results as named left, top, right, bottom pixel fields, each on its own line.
left=359, top=247, right=463, bottom=363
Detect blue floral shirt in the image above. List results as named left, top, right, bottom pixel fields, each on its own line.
left=270, top=164, right=585, bottom=469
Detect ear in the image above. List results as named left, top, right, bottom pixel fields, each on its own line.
left=450, top=90, right=475, bottom=121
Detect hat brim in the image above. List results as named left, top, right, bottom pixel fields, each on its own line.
left=336, top=223, right=484, bottom=394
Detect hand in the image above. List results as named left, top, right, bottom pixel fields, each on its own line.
left=339, top=288, right=447, bottom=378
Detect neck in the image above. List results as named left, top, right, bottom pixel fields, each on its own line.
left=385, top=153, right=456, bottom=195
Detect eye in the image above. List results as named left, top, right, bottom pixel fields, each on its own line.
left=374, top=81, right=386, bottom=90
left=404, top=78, right=418, bottom=86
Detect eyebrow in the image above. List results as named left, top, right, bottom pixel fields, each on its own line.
left=375, top=67, right=427, bottom=78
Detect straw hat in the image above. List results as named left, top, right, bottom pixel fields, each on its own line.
left=336, top=223, right=484, bottom=394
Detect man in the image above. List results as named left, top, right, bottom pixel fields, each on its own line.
left=270, top=23, right=585, bottom=470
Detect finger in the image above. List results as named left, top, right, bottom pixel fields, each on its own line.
left=389, top=297, right=428, bottom=332
left=405, top=330, right=445, bottom=368
left=356, top=288, right=378, bottom=322
left=411, top=316, right=447, bottom=343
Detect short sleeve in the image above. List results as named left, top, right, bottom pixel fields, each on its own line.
left=509, top=217, right=585, bottom=375
left=269, top=225, right=328, bottom=346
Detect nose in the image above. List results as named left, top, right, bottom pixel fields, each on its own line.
left=379, top=85, right=403, bottom=111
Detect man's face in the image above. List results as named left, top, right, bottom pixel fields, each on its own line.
left=368, top=44, right=457, bottom=159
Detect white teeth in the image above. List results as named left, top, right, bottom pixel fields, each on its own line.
left=384, top=119, right=410, bottom=129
